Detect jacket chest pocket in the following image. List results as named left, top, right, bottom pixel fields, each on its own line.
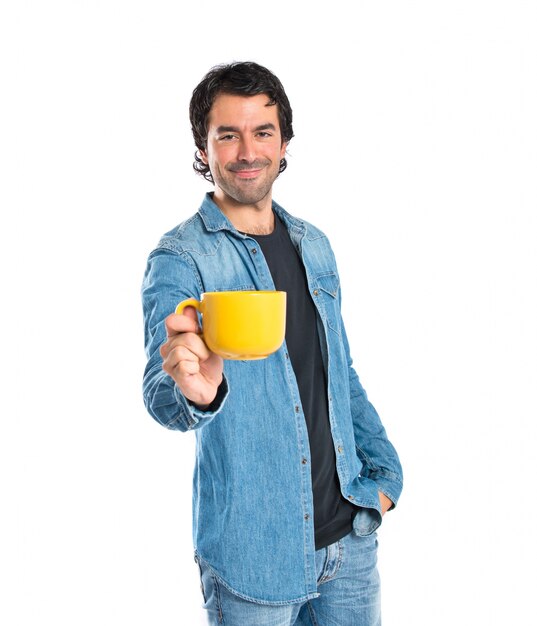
left=313, top=272, right=341, bottom=335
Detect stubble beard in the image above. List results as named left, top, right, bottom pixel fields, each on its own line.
left=214, top=161, right=279, bottom=206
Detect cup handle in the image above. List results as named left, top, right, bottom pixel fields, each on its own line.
left=175, top=298, right=201, bottom=315
left=175, top=298, right=204, bottom=340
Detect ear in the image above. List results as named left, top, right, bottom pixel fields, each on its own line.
left=279, top=141, right=288, bottom=160
left=199, top=148, right=209, bottom=165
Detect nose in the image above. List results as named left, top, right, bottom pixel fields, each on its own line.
left=237, top=135, right=256, bottom=163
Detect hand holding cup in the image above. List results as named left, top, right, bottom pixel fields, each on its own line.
left=160, top=306, right=224, bottom=408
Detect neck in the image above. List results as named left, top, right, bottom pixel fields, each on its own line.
left=211, top=190, right=275, bottom=235
left=241, top=219, right=275, bottom=235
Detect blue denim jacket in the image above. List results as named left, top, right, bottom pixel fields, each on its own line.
left=142, top=193, right=403, bottom=604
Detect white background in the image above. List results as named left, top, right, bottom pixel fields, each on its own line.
left=1, top=1, right=536, bottom=624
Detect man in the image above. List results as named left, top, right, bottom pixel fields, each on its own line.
left=142, top=61, right=403, bottom=625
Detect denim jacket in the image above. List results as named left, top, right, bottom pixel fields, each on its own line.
left=141, top=193, right=403, bottom=604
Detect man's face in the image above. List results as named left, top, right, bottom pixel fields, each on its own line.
left=200, top=93, right=287, bottom=207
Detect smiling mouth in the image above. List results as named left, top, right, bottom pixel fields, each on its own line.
left=233, top=169, right=262, bottom=179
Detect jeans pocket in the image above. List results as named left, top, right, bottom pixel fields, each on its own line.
left=194, top=554, right=207, bottom=604
left=194, top=556, right=225, bottom=624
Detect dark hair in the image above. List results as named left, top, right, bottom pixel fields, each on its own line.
left=189, top=61, right=294, bottom=183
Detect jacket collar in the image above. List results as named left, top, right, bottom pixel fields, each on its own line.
left=198, top=192, right=305, bottom=237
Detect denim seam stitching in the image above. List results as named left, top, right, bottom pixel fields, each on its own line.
left=196, top=554, right=319, bottom=606
left=211, top=571, right=224, bottom=624
left=307, top=600, right=319, bottom=625
left=179, top=251, right=204, bottom=292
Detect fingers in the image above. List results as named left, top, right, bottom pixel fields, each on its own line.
left=160, top=306, right=215, bottom=388
left=161, top=325, right=210, bottom=359
left=162, top=344, right=202, bottom=379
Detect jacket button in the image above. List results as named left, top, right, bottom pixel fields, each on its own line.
left=302, top=458, right=308, bottom=465
left=348, top=495, right=354, bottom=501
left=251, top=248, right=258, bottom=254
left=313, top=289, right=319, bottom=296
left=338, top=446, right=343, bottom=454
left=304, top=513, right=310, bottom=520
left=295, top=405, right=300, bottom=413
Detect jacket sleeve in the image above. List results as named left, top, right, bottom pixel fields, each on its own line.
left=340, top=302, right=403, bottom=509
left=141, top=247, right=229, bottom=431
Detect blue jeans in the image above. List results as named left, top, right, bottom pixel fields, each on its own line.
left=197, top=530, right=381, bottom=625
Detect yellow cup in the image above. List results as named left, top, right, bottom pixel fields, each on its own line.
left=175, top=290, right=287, bottom=360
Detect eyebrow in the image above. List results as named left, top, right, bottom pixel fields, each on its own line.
left=216, top=123, right=277, bottom=134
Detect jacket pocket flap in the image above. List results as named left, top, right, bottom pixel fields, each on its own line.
left=316, top=272, right=340, bottom=298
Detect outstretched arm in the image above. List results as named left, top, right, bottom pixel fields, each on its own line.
left=142, top=248, right=228, bottom=430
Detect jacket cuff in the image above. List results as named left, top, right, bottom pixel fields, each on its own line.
left=173, top=375, right=229, bottom=430
left=374, top=472, right=403, bottom=510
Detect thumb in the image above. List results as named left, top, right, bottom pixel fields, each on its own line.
left=164, top=305, right=200, bottom=337
left=180, top=305, right=201, bottom=330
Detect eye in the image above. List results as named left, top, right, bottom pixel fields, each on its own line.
left=218, top=134, right=238, bottom=141
left=256, top=132, right=272, bottom=138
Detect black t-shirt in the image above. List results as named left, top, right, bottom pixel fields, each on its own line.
left=249, top=214, right=357, bottom=549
